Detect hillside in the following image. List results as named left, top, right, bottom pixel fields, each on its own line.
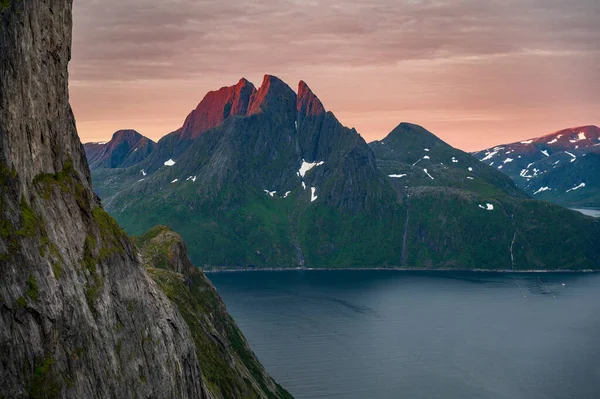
left=86, top=81, right=600, bottom=271
left=0, top=1, right=290, bottom=398
left=472, top=126, right=600, bottom=207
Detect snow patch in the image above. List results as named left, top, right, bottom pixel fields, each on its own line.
left=569, top=132, right=587, bottom=143
left=186, top=176, right=197, bottom=182
left=302, top=181, right=306, bottom=190
left=423, top=169, right=434, bottom=180
left=541, top=150, right=549, bottom=157
left=520, top=139, right=534, bottom=144
left=566, top=183, right=585, bottom=193
left=263, top=190, right=276, bottom=197
left=133, top=148, right=138, bottom=152
left=478, top=203, right=494, bottom=211
left=423, top=155, right=430, bottom=160
left=520, top=169, right=533, bottom=178
left=164, top=159, right=176, bottom=166
left=503, top=158, right=514, bottom=164
left=467, top=177, right=474, bottom=180
left=482, top=150, right=498, bottom=161
left=171, top=179, right=178, bottom=183
left=533, top=186, right=551, bottom=195
left=299, top=160, right=324, bottom=178
left=140, top=169, right=147, bottom=176
left=424, top=148, right=430, bottom=152
left=468, top=167, right=473, bottom=172
left=283, top=191, right=291, bottom=198
left=310, top=187, right=318, bottom=202
left=452, top=157, right=458, bottom=163
left=389, top=174, right=407, bottom=178
left=565, top=151, right=577, bottom=162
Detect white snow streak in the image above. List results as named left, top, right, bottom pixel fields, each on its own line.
left=533, top=186, right=551, bottom=195
left=310, top=187, right=318, bottom=202
left=389, top=174, right=407, bottom=178
left=423, top=169, right=434, bottom=180
left=164, top=159, right=176, bottom=166
left=566, top=183, right=586, bottom=193
left=263, top=190, right=276, bottom=197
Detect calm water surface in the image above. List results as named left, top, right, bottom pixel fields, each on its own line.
left=209, top=271, right=600, bottom=399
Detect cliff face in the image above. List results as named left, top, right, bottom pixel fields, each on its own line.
left=0, top=2, right=289, bottom=398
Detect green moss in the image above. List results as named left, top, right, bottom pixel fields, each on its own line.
left=29, top=356, right=61, bottom=399
left=33, top=159, right=84, bottom=204
left=26, top=276, right=38, bottom=301
left=16, top=296, right=27, bottom=308
left=51, top=261, right=63, bottom=279
left=81, top=234, right=104, bottom=315
left=0, top=1, right=11, bottom=13
left=16, top=196, right=40, bottom=238
left=91, top=207, right=125, bottom=257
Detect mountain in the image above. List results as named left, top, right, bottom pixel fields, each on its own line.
left=0, top=2, right=290, bottom=398
left=472, top=126, right=600, bottom=207
left=90, top=76, right=401, bottom=268
left=87, top=79, right=600, bottom=270
left=84, top=129, right=156, bottom=169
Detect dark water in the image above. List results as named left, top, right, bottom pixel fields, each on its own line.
left=209, top=271, right=600, bottom=399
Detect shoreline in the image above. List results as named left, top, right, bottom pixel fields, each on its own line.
left=203, top=267, right=599, bottom=274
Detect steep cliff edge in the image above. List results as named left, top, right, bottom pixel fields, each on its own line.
left=137, top=226, right=292, bottom=398
left=0, top=1, right=289, bottom=398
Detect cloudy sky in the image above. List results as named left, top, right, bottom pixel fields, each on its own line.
left=70, top=0, right=599, bottom=151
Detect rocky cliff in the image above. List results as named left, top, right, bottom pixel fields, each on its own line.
left=0, top=1, right=290, bottom=398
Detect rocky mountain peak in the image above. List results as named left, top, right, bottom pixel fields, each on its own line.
left=247, top=74, right=297, bottom=115
left=297, top=80, right=326, bottom=116
left=111, top=129, right=145, bottom=143
left=178, top=77, right=256, bottom=140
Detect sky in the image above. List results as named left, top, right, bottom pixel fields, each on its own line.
left=70, top=0, right=599, bottom=151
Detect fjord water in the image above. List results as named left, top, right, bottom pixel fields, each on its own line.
left=209, top=271, right=600, bottom=399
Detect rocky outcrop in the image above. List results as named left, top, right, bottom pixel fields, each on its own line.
left=0, top=2, right=290, bottom=398
left=137, top=226, right=293, bottom=399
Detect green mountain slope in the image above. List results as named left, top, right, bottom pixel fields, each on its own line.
left=87, top=83, right=600, bottom=271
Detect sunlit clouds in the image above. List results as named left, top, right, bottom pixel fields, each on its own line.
left=71, top=0, right=600, bottom=150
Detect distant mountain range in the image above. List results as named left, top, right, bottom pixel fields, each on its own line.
left=472, top=126, right=600, bottom=208
left=85, top=129, right=156, bottom=169
left=84, top=76, right=600, bottom=271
